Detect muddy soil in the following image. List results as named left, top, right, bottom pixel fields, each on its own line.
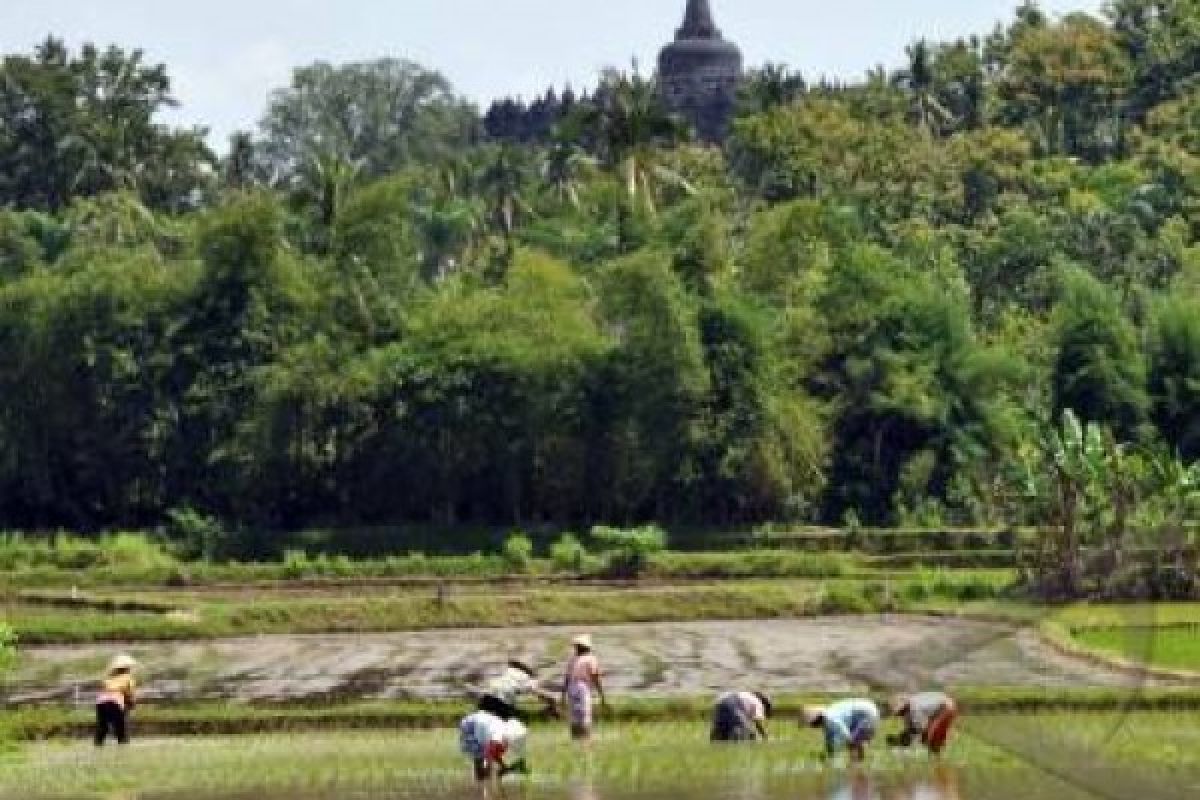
left=8, top=614, right=1185, bottom=704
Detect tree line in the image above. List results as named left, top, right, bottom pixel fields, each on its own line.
left=0, top=2, right=1198, bottom=575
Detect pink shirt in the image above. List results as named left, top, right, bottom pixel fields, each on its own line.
left=729, top=691, right=766, bottom=722
left=565, top=653, right=600, bottom=686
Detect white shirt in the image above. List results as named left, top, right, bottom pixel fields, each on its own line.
left=460, top=711, right=528, bottom=760
left=486, top=666, right=538, bottom=705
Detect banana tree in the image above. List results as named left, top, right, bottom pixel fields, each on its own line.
left=1146, top=454, right=1200, bottom=585
left=1023, top=410, right=1108, bottom=597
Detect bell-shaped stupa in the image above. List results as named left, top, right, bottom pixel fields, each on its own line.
left=657, top=0, right=744, bottom=141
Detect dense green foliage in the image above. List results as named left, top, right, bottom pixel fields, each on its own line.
left=0, top=38, right=213, bottom=212
left=2, top=6, right=1200, bottom=579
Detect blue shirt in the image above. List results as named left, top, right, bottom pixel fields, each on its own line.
left=822, top=699, right=880, bottom=754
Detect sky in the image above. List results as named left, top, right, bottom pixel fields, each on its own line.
left=1, top=0, right=1105, bottom=149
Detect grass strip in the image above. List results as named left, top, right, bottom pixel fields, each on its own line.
left=4, top=575, right=1013, bottom=645
left=9, top=688, right=1200, bottom=740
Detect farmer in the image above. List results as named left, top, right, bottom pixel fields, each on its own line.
left=562, top=634, right=606, bottom=740
left=459, top=708, right=529, bottom=782
left=710, top=690, right=773, bottom=742
left=474, top=660, right=558, bottom=721
left=95, top=654, right=138, bottom=746
left=803, top=698, right=880, bottom=762
left=887, top=692, right=959, bottom=755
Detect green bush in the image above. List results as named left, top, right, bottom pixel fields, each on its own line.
left=549, top=533, right=589, bottom=572
left=0, top=623, right=15, bottom=674
left=165, top=507, right=229, bottom=562
left=818, top=586, right=875, bottom=614
left=0, top=622, right=14, bottom=751
left=591, top=525, right=668, bottom=578
left=501, top=533, right=535, bottom=573
left=281, top=549, right=312, bottom=579
left=100, top=533, right=177, bottom=569
left=0, top=532, right=175, bottom=571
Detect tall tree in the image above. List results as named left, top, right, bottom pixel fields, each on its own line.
left=0, top=38, right=213, bottom=211
left=1111, top=0, right=1200, bottom=117
left=1051, top=268, right=1148, bottom=439
left=998, top=14, right=1133, bottom=159
left=257, top=59, right=479, bottom=182
left=1148, top=297, right=1200, bottom=460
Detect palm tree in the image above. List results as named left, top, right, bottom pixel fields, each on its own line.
left=223, top=132, right=260, bottom=190
left=540, top=131, right=595, bottom=211
left=479, top=145, right=529, bottom=238
left=412, top=194, right=481, bottom=282
left=584, top=71, right=692, bottom=213
left=289, top=148, right=362, bottom=253
left=413, top=158, right=484, bottom=281
left=893, top=40, right=953, bottom=136
left=737, top=63, right=806, bottom=115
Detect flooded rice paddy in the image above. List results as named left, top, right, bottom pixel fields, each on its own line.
left=12, top=616, right=1180, bottom=704
left=0, top=715, right=1194, bottom=800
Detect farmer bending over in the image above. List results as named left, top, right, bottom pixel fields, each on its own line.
left=459, top=709, right=530, bottom=782
left=803, top=699, right=880, bottom=762
left=711, top=690, right=773, bottom=742
left=95, top=654, right=138, bottom=746
left=474, top=660, right=558, bottom=721
left=887, top=692, right=959, bottom=755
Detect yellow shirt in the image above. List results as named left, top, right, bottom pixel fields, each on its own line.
left=97, top=673, right=136, bottom=709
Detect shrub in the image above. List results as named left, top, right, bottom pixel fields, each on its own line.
left=591, top=525, right=668, bottom=578
left=549, top=533, right=588, bottom=573
left=165, top=507, right=229, bottom=562
left=501, top=533, right=535, bottom=573
left=0, top=532, right=176, bottom=571
left=0, top=624, right=14, bottom=751
left=818, top=586, right=875, bottom=614
left=100, top=533, right=177, bottom=569
left=0, top=624, right=15, bottom=674
left=281, top=549, right=312, bottom=579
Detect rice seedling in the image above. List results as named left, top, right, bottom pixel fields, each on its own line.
left=0, top=714, right=1193, bottom=800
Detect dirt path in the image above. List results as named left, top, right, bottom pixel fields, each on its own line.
left=8, top=615, right=1184, bottom=704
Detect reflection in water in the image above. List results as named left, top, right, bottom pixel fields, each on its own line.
left=568, top=781, right=600, bottom=800
left=830, top=766, right=962, bottom=800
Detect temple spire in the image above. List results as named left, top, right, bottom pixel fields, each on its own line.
left=677, top=0, right=722, bottom=40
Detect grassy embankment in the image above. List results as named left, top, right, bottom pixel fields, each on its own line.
left=0, top=528, right=1027, bottom=590
left=2, top=568, right=1013, bottom=644
left=7, top=689, right=1200, bottom=740
left=1, top=714, right=1197, bottom=799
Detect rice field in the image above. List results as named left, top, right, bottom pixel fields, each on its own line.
left=1053, top=604, right=1200, bottom=674
left=0, top=714, right=1195, bottom=800
left=1072, top=626, right=1200, bottom=672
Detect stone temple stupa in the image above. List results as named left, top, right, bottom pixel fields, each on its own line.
left=657, top=0, right=744, bottom=142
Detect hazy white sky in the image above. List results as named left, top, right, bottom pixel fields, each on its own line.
left=1, top=1, right=1105, bottom=147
